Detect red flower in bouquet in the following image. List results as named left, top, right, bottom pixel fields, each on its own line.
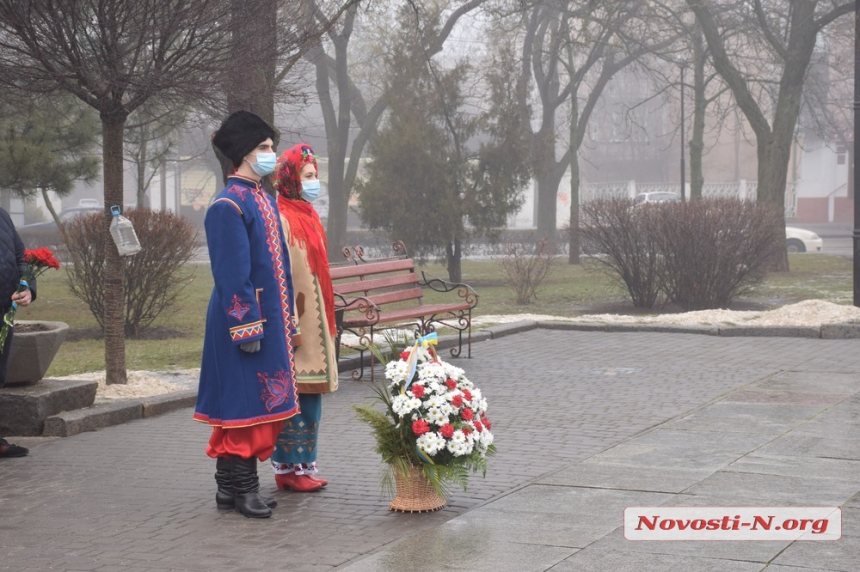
left=451, top=394, right=463, bottom=408
left=445, top=378, right=457, bottom=390
left=0, top=247, right=61, bottom=353
left=461, top=408, right=474, bottom=421
left=412, top=419, right=430, bottom=436
left=439, top=423, right=455, bottom=439
left=410, top=384, right=425, bottom=398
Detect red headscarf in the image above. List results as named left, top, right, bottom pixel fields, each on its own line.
left=272, top=144, right=335, bottom=333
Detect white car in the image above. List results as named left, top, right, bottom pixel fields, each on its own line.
left=786, top=226, right=823, bottom=253
left=634, top=192, right=681, bottom=205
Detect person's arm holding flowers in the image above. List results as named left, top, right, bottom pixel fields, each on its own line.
left=0, top=245, right=60, bottom=352
left=11, top=231, right=35, bottom=307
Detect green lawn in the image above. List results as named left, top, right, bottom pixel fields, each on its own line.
left=18, top=253, right=853, bottom=377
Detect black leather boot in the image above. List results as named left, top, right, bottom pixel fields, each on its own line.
left=215, top=458, right=277, bottom=510
left=230, top=456, right=273, bottom=518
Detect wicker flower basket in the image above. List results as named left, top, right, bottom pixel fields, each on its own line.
left=388, top=465, right=446, bottom=513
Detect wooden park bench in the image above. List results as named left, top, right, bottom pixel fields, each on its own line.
left=330, top=243, right=478, bottom=380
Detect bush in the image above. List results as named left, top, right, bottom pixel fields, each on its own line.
left=497, top=238, right=557, bottom=305
left=63, top=208, right=200, bottom=336
left=580, top=198, right=665, bottom=308
left=580, top=198, right=783, bottom=310
left=653, top=199, right=783, bottom=310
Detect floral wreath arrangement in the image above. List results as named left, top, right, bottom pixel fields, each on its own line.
left=354, top=332, right=495, bottom=510
left=0, top=247, right=61, bottom=352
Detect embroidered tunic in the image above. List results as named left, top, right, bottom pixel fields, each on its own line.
left=281, top=211, right=338, bottom=394
left=194, top=176, right=300, bottom=428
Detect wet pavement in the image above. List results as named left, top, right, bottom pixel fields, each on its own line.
left=1, top=327, right=859, bottom=571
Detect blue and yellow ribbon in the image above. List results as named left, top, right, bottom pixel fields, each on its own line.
left=415, top=444, right=436, bottom=465
left=402, top=332, right=438, bottom=392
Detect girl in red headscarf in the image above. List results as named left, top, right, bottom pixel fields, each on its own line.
left=269, top=143, right=338, bottom=492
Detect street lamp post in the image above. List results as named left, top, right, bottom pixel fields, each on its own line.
left=680, top=65, right=686, bottom=202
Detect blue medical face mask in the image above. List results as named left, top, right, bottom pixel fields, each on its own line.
left=301, top=179, right=321, bottom=202
left=250, top=152, right=277, bottom=177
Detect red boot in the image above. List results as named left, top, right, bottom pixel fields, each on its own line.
left=275, top=471, right=324, bottom=492
left=301, top=463, right=328, bottom=487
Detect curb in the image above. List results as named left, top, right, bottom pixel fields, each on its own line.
left=28, top=319, right=860, bottom=438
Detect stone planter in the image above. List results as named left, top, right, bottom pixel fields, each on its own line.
left=5, top=320, right=69, bottom=385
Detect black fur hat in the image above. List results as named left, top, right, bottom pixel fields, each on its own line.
left=212, top=110, right=276, bottom=167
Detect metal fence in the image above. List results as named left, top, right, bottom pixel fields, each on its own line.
left=580, top=180, right=796, bottom=218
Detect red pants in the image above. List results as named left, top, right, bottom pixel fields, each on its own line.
left=206, top=420, right=284, bottom=461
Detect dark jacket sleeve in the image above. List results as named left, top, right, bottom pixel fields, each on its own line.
left=13, top=224, right=35, bottom=302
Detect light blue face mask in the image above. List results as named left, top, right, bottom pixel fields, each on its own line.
left=301, top=180, right=321, bottom=202
left=250, top=152, right=277, bottom=177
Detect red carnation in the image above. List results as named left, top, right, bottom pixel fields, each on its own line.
left=412, top=419, right=430, bottom=436
left=445, top=378, right=457, bottom=390
left=481, top=416, right=492, bottom=430
left=462, top=426, right=473, bottom=435
left=462, top=389, right=472, bottom=402
left=439, top=423, right=455, bottom=439
left=474, top=421, right=484, bottom=432
left=400, top=350, right=411, bottom=360
left=410, top=384, right=425, bottom=398
left=461, top=408, right=474, bottom=421
left=451, top=394, right=463, bottom=408
left=23, top=247, right=60, bottom=270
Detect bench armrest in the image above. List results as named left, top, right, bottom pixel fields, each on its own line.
left=419, top=271, right=479, bottom=309
left=333, top=293, right=381, bottom=324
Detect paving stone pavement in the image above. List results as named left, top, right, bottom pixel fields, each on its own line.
left=1, top=329, right=858, bottom=571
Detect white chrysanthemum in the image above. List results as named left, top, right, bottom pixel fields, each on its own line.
left=425, top=395, right=447, bottom=409
left=416, top=432, right=445, bottom=456
left=418, top=362, right=446, bottom=382
left=446, top=432, right=473, bottom=456
left=480, top=430, right=494, bottom=448
left=442, top=362, right=465, bottom=379
left=426, top=406, right=448, bottom=425
left=385, top=361, right=409, bottom=383
left=425, top=380, right=445, bottom=395
left=391, top=395, right=421, bottom=417
left=472, top=397, right=488, bottom=414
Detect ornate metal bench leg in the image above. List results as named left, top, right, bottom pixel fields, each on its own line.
left=351, top=348, right=366, bottom=381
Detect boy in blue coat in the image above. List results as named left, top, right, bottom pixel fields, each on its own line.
left=194, top=111, right=300, bottom=518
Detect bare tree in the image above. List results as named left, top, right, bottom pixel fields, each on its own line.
left=213, top=0, right=360, bottom=182
left=686, top=0, right=853, bottom=228
left=505, top=1, right=676, bottom=258
left=0, top=0, right=233, bottom=384
left=124, top=101, right=188, bottom=208
left=306, top=0, right=487, bottom=257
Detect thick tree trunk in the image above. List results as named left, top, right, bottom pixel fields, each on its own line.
left=445, top=238, right=462, bottom=283
left=101, top=115, right=128, bottom=385
left=218, top=0, right=278, bottom=185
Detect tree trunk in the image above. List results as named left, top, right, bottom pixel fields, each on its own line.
left=218, top=0, right=278, bottom=185
left=101, top=114, right=128, bottom=385
left=159, top=157, right=167, bottom=212
left=136, top=125, right=148, bottom=208
left=445, top=238, right=462, bottom=283
left=568, top=94, right=580, bottom=264
left=689, top=24, right=706, bottom=201
left=758, top=136, right=791, bottom=272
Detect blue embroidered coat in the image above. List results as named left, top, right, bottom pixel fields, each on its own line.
left=194, top=175, right=301, bottom=428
